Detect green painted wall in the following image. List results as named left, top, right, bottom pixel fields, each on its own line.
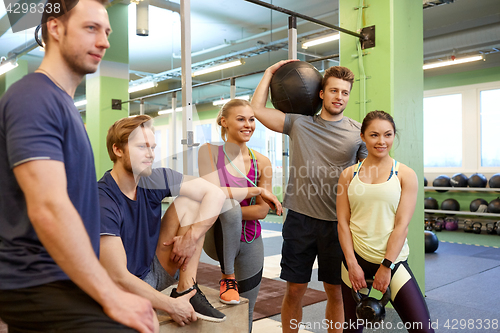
left=0, top=75, right=5, bottom=95
left=153, top=103, right=220, bottom=127
left=424, top=66, right=500, bottom=91
left=153, top=114, right=171, bottom=127
left=391, top=1, right=425, bottom=293
left=6, top=60, right=28, bottom=89
left=0, top=60, right=28, bottom=96
left=153, top=103, right=224, bottom=127
left=86, top=3, right=129, bottom=179
left=340, top=0, right=426, bottom=291
left=104, top=4, right=129, bottom=64
left=196, top=107, right=219, bottom=121
left=86, top=76, right=129, bottom=178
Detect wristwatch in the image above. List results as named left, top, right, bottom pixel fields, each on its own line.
left=381, top=258, right=395, bottom=270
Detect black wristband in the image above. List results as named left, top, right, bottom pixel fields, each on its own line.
left=381, top=258, right=395, bottom=270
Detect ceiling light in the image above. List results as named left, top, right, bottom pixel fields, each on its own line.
left=74, top=100, right=87, bottom=107
left=0, top=60, right=18, bottom=76
left=212, top=95, right=250, bottom=106
left=302, top=33, right=340, bottom=49
left=192, top=59, right=244, bottom=77
left=423, top=55, right=483, bottom=70
left=158, top=107, right=182, bottom=115
left=129, top=81, right=156, bottom=93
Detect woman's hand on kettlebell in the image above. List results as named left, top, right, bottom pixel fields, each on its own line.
left=373, top=267, right=391, bottom=294
left=348, top=263, right=366, bottom=292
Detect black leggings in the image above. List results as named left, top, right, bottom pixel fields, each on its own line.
left=341, top=253, right=434, bottom=333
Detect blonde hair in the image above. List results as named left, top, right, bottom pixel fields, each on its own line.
left=216, top=99, right=252, bottom=141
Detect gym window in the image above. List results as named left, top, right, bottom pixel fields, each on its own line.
left=480, top=88, right=500, bottom=167
left=424, top=81, right=500, bottom=173
left=423, top=93, right=463, bottom=168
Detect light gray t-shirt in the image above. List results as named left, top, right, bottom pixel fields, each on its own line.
left=283, top=114, right=368, bottom=221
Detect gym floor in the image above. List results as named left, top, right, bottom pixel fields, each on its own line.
left=199, top=218, right=500, bottom=333
left=1, top=219, right=498, bottom=332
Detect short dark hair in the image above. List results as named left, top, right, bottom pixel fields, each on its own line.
left=106, top=115, right=154, bottom=163
left=322, top=66, right=355, bottom=91
left=41, top=0, right=109, bottom=49
left=361, top=110, right=397, bottom=135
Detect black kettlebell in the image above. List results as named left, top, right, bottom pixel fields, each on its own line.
left=472, top=222, right=482, bottom=234
left=424, top=219, right=433, bottom=231
left=435, top=217, right=445, bottom=231
left=463, top=219, right=474, bottom=233
left=351, top=279, right=391, bottom=323
left=486, top=222, right=497, bottom=235
left=433, top=219, right=443, bottom=232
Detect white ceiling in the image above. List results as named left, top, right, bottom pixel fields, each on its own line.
left=1, top=0, right=500, bottom=114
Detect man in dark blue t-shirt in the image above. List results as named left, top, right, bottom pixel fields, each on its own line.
left=98, top=115, right=227, bottom=325
left=0, top=0, right=156, bottom=332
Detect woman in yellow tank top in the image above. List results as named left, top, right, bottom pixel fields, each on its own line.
left=337, top=111, right=434, bottom=333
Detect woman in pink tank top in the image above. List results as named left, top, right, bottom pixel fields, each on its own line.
left=198, top=99, right=282, bottom=331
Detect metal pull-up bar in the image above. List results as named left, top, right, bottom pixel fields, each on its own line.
left=243, top=0, right=375, bottom=49
left=114, top=54, right=339, bottom=107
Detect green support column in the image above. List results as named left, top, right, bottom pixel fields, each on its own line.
left=339, top=1, right=425, bottom=289
left=0, top=60, right=28, bottom=96
left=86, top=3, right=129, bottom=179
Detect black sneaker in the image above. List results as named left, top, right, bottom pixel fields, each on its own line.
left=170, top=282, right=226, bottom=323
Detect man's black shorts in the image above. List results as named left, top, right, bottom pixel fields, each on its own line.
left=0, top=280, right=138, bottom=333
left=280, top=209, right=343, bottom=285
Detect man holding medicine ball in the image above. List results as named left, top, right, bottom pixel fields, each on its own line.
left=251, top=60, right=367, bottom=333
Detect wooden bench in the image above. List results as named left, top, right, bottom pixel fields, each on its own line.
left=158, top=284, right=249, bottom=333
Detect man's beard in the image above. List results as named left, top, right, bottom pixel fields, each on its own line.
left=60, top=42, right=98, bottom=76
left=322, top=102, right=345, bottom=117
left=124, top=158, right=153, bottom=178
